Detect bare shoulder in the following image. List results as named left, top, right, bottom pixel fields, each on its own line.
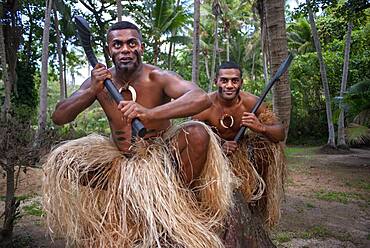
left=240, top=91, right=258, bottom=104
left=149, top=66, right=187, bottom=83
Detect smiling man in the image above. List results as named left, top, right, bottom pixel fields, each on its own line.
left=44, top=21, right=234, bottom=247
left=192, top=61, right=287, bottom=240
left=193, top=61, right=285, bottom=156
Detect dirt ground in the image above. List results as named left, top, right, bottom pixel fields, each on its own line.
left=1, top=146, right=369, bottom=248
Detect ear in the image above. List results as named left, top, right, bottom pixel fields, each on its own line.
left=139, top=43, right=145, bottom=55
left=213, top=77, right=218, bottom=85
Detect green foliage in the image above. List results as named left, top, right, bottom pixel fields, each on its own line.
left=346, top=123, right=370, bottom=145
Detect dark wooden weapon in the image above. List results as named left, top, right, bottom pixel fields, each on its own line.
left=75, top=16, right=146, bottom=138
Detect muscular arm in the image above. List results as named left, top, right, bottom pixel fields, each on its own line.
left=149, top=70, right=211, bottom=120
left=243, top=96, right=285, bottom=142
left=52, top=64, right=108, bottom=125
left=52, top=81, right=96, bottom=125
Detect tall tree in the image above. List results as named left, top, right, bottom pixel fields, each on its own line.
left=209, top=0, right=222, bottom=92
left=36, top=0, right=53, bottom=140
left=116, top=0, right=123, bottom=21
left=53, top=5, right=66, bottom=100
left=306, top=0, right=336, bottom=148
left=260, top=0, right=291, bottom=141
left=337, top=21, right=353, bottom=149
left=0, top=8, right=11, bottom=119
left=192, top=0, right=200, bottom=84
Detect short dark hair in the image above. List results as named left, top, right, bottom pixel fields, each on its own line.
left=215, top=61, right=243, bottom=78
left=107, top=21, right=143, bottom=42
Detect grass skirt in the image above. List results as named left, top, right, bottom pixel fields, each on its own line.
left=229, top=110, right=286, bottom=228
left=42, top=121, right=235, bottom=247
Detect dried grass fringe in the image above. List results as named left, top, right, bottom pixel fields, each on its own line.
left=229, top=110, right=286, bottom=228
left=42, top=121, right=236, bottom=248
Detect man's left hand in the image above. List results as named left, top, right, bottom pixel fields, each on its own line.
left=241, top=112, right=266, bottom=134
left=117, top=101, right=151, bottom=125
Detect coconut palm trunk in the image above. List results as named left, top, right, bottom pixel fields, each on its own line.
left=307, top=0, right=336, bottom=148
left=36, top=0, right=53, bottom=141
left=337, top=21, right=353, bottom=149
left=264, top=0, right=291, bottom=141
left=209, top=0, right=222, bottom=92
left=0, top=17, right=11, bottom=119
left=53, top=7, right=66, bottom=100
left=116, top=0, right=123, bottom=21
left=192, top=0, right=200, bottom=84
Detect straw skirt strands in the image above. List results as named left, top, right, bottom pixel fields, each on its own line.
left=229, top=110, right=286, bottom=228
left=42, top=121, right=236, bottom=248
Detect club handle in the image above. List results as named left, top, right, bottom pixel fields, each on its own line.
left=104, top=78, right=146, bottom=138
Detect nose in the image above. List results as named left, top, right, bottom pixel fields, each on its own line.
left=225, top=80, right=233, bottom=88
left=121, top=43, right=130, bottom=54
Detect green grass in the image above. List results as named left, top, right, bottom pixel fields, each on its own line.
left=314, top=190, right=366, bottom=204
left=300, top=225, right=331, bottom=239
left=305, top=202, right=316, bottom=209
left=0, top=194, right=36, bottom=202
left=273, top=231, right=294, bottom=243
left=285, top=146, right=317, bottom=158
left=23, top=202, right=44, bottom=217
left=345, top=179, right=370, bottom=191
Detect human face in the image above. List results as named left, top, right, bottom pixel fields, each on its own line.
left=215, top=68, right=242, bottom=101
left=108, top=29, right=144, bottom=72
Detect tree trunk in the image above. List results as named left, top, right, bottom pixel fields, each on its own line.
left=36, top=0, right=53, bottom=141
left=53, top=7, right=66, bottom=100
left=1, top=164, right=19, bottom=241
left=116, top=0, right=123, bottom=22
left=226, top=30, right=230, bottom=62
left=0, top=17, right=11, bottom=119
left=221, top=191, right=276, bottom=248
left=192, top=0, right=200, bottom=84
left=264, top=0, right=291, bottom=142
left=205, top=54, right=210, bottom=80
left=258, top=0, right=269, bottom=85
left=209, top=0, right=221, bottom=92
left=337, top=21, right=353, bottom=149
left=307, top=0, right=336, bottom=148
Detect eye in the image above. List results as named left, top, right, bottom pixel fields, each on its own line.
left=232, top=78, right=239, bottom=84
left=128, top=39, right=138, bottom=48
left=113, top=41, right=122, bottom=49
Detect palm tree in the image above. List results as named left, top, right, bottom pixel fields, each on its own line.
left=209, top=0, right=222, bottom=92
left=135, top=0, right=190, bottom=65
left=287, top=17, right=314, bottom=54
left=117, top=0, right=123, bottom=21
left=53, top=5, right=66, bottom=100
left=36, top=0, right=53, bottom=141
left=337, top=21, right=353, bottom=149
left=260, top=0, right=291, bottom=141
left=192, top=0, right=201, bottom=84
left=0, top=11, right=10, bottom=119
left=306, top=0, right=336, bottom=148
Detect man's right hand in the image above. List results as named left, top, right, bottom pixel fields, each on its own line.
left=90, top=63, right=111, bottom=94
left=222, top=140, right=238, bottom=156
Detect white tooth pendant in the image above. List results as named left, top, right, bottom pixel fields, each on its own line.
left=220, top=114, right=234, bottom=129
left=119, top=85, right=137, bottom=102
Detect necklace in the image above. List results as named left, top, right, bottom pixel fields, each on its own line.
left=118, top=82, right=137, bottom=102
left=220, top=113, right=234, bottom=129
left=217, top=95, right=240, bottom=129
